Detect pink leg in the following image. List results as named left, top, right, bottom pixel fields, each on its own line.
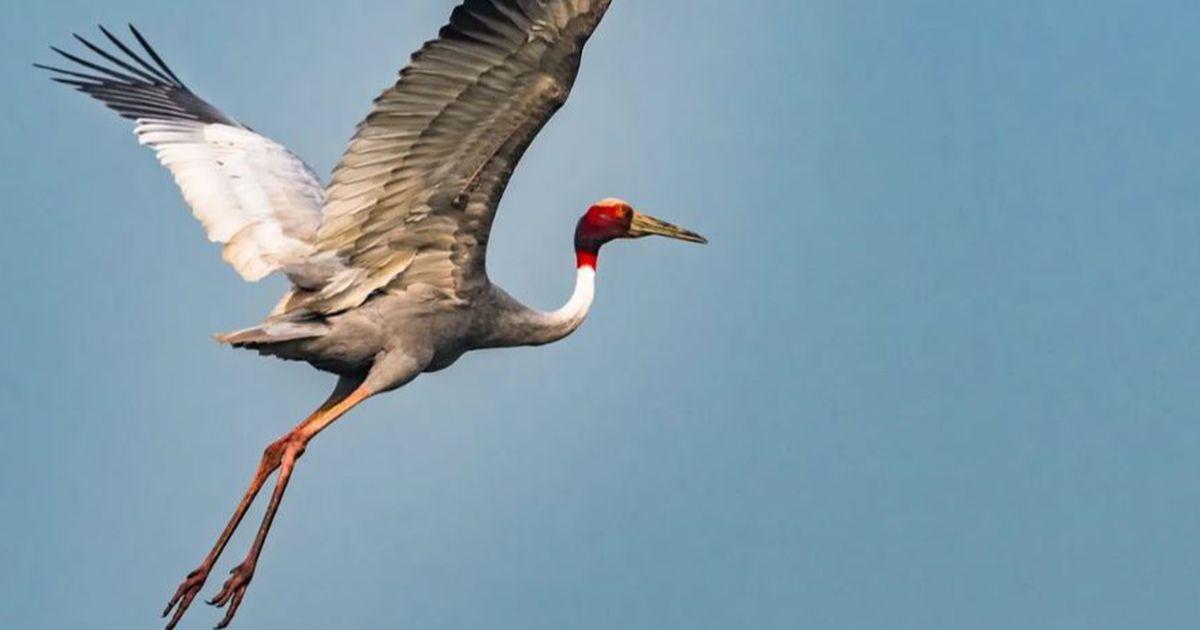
left=205, top=383, right=374, bottom=628
left=162, top=377, right=365, bottom=630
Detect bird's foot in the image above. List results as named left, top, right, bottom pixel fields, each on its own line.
left=163, top=565, right=210, bottom=630
left=207, top=559, right=256, bottom=629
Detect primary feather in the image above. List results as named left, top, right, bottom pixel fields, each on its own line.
left=38, top=25, right=327, bottom=284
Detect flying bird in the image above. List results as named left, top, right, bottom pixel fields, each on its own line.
left=38, top=1, right=704, bottom=627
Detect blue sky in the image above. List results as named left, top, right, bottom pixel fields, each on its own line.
left=3, top=1, right=1200, bottom=628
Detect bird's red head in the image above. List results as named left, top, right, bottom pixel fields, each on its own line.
left=574, top=198, right=707, bottom=269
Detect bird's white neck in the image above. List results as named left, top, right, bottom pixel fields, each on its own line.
left=514, top=264, right=595, bottom=347
left=541, top=264, right=596, bottom=340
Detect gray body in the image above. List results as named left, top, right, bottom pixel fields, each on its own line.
left=244, top=285, right=564, bottom=393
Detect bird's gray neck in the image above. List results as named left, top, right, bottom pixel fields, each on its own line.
left=490, top=266, right=596, bottom=348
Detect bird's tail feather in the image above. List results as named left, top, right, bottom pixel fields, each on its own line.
left=214, top=320, right=328, bottom=348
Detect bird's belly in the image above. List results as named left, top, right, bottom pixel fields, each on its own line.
left=423, top=349, right=466, bottom=373
left=268, top=337, right=375, bottom=376
left=258, top=294, right=478, bottom=377
left=282, top=314, right=386, bottom=376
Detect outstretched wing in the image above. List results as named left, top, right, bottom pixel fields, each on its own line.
left=38, top=26, right=326, bottom=283
left=304, top=0, right=613, bottom=314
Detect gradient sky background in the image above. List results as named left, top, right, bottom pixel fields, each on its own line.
left=3, top=0, right=1200, bottom=628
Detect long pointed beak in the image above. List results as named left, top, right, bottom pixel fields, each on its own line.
left=629, top=211, right=708, bottom=244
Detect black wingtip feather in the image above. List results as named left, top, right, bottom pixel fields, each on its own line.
left=72, top=31, right=165, bottom=86
left=35, top=62, right=107, bottom=85
left=48, top=77, right=97, bottom=89
left=36, top=26, right=233, bottom=126
left=50, top=44, right=141, bottom=84
left=98, top=24, right=175, bottom=85
left=128, top=24, right=184, bottom=87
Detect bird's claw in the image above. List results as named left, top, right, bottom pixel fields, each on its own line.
left=163, top=566, right=210, bottom=630
left=208, top=560, right=255, bottom=629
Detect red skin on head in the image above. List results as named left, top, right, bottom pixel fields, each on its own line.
left=575, top=200, right=632, bottom=269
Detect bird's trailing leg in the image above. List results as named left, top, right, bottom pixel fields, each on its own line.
left=206, top=380, right=373, bottom=628
left=162, top=376, right=369, bottom=630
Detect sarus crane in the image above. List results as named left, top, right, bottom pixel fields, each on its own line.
left=38, top=0, right=704, bottom=628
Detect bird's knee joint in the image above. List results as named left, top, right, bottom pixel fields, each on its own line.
left=262, top=439, right=285, bottom=462
left=263, top=435, right=306, bottom=465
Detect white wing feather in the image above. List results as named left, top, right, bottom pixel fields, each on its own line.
left=40, top=26, right=328, bottom=284
left=136, top=120, right=325, bottom=281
